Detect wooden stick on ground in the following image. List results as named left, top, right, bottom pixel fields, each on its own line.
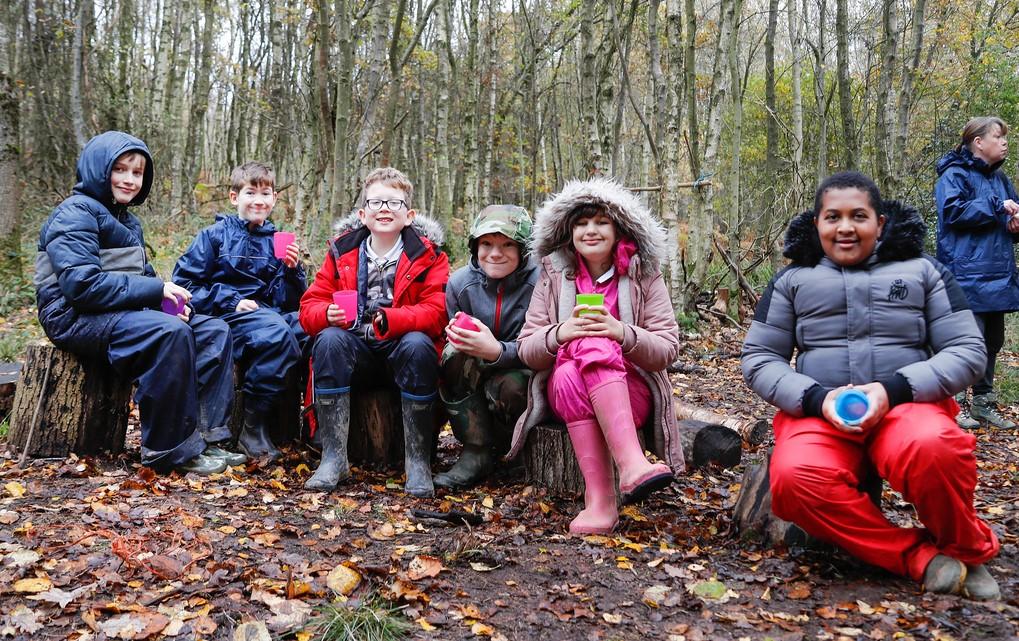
left=17, top=358, right=51, bottom=468
left=674, top=400, right=769, bottom=446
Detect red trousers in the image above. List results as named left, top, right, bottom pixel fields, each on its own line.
left=770, top=399, right=999, bottom=580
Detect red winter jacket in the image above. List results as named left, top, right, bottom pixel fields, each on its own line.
left=298, top=213, right=449, bottom=354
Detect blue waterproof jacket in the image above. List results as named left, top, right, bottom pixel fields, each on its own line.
left=35, top=131, right=165, bottom=357
left=172, top=214, right=307, bottom=315
left=935, top=147, right=1019, bottom=313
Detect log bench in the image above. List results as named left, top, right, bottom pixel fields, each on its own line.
left=7, top=343, right=427, bottom=469
left=732, top=449, right=882, bottom=548
left=8, top=342, right=132, bottom=458
left=521, top=399, right=751, bottom=496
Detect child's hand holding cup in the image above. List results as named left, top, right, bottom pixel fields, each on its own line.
left=329, top=290, right=357, bottom=327
left=575, top=293, right=605, bottom=316
left=273, top=231, right=299, bottom=268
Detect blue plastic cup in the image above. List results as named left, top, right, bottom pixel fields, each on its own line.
left=834, top=389, right=870, bottom=425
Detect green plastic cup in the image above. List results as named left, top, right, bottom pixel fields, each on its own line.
left=576, top=293, right=605, bottom=316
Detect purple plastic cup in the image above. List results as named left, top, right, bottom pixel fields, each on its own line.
left=161, top=294, right=186, bottom=316
left=273, top=231, right=296, bottom=259
left=332, top=290, right=358, bottom=321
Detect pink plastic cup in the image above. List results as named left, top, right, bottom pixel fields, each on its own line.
left=332, top=290, right=358, bottom=321
left=453, top=313, right=479, bottom=332
left=161, top=294, right=186, bottom=316
left=273, top=231, right=296, bottom=259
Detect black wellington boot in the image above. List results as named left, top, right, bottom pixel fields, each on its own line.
left=237, top=405, right=281, bottom=461
left=402, top=397, right=435, bottom=498
left=434, top=392, right=495, bottom=490
left=304, top=393, right=351, bottom=491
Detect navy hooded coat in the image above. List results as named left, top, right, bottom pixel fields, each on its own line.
left=935, top=147, right=1019, bottom=313
left=35, top=131, right=165, bottom=356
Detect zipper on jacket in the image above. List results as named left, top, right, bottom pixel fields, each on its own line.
left=494, top=283, right=504, bottom=336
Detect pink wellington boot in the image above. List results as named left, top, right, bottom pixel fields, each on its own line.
left=589, top=379, right=674, bottom=504
left=566, top=419, right=619, bottom=535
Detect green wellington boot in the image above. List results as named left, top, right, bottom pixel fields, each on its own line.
left=434, top=392, right=496, bottom=490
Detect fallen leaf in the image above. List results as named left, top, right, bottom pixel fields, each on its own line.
left=471, top=622, right=495, bottom=636
left=407, top=555, right=444, bottom=580
left=99, top=611, right=170, bottom=639
left=687, top=579, right=734, bottom=602
left=470, top=562, right=499, bottom=572
left=250, top=589, right=312, bottom=631
left=643, top=584, right=671, bottom=608
left=786, top=582, right=811, bottom=600
left=417, top=618, right=436, bottom=631
left=27, top=584, right=95, bottom=608
left=620, top=505, right=648, bottom=522
left=369, top=523, right=396, bottom=540
left=14, top=577, right=52, bottom=593
left=326, top=564, right=362, bottom=596
left=482, top=496, right=494, bottom=508
left=232, top=620, right=271, bottom=641
left=1, top=604, right=44, bottom=635
left=857, top=600, right=875, bottom=615
left=4, top=481, right=26, bottom=498
left=4, top=549, right=41, bottom=568
left=602, top=612, right=623, bottom=624
left=0, top=510, right=19, bottom=524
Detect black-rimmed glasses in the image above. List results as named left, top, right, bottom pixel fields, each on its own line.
left=365, top=198, right=408, bottom=211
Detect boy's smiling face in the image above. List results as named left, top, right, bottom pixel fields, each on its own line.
left=358, top=182, right=415, bottom=240
left=110, top=152, right=146, bottom=205
left=230, top=181, right=277, bottom=226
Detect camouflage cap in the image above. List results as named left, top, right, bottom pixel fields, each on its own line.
left=469, top=205, right=533, bottom=245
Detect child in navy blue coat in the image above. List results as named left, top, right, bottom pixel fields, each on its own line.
left=35, top=131, right=238, bottom=475
left=173, top=162, right=308, bottom=460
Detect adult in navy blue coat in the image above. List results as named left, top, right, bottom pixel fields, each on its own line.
left=936, top=116, right=1019, bottom=429
left=35, top=131, right=242, bottom=473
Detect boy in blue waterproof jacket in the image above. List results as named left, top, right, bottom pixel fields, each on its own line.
left=35, top=131, right=240, bottom=475
left=173, top=162, right=308, bottom=460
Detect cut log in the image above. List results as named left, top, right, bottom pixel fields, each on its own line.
left=229, top=366, right=304, bottom=444
left=522, top=418, right=738, bottom=496
left=0, top=362, right=20, bottom=420
left=347, top=386, right=405, bottom=468
left=733, top=449, right=882, bottom=548
left=521, top=423, right=585, bottom=496
left=675, top=419, right=743, bottom=470
left=674, top=400, right=769, bottom=446
left=7, top=342, right=132, bottom=458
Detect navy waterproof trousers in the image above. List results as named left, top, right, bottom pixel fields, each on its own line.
left=221, top=308, right=308, bottom=412
left=311, top=327, right=438, bottom=401
left=106, top=311, right=233, bottom=470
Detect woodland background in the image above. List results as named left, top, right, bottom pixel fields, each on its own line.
left=0, top=0, right=1018, bottom=328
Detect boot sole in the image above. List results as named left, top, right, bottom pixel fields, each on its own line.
left=569, top=519, right=619, bottom=536
left=620, top=472, right=674, bottom=505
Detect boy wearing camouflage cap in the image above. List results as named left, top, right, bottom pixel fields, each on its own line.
left=436, top=205, right=539, bottom=489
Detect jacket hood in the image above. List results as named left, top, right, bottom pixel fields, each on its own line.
left=531, top=177, right=668, bottom=271
left=73, top=131, right=154, bottom=208
left=782, top=200, right=926, bottom=267
left=332, top=211, right=445, bottom=246
left=217, top=212, right=278, bottom=236
left=936, top=147, right=1003, bottom=176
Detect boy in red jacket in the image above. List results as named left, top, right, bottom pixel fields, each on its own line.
left=299, top=167, right=449, bottom=496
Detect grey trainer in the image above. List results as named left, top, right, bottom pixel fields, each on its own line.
left=970, top=394, right=1017, bottom=429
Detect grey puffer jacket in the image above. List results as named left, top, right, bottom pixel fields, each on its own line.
left=741, top=201, right=986, bottom=417
left=446, top=256, right=539, bottom=369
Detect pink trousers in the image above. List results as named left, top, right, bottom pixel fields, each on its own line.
left=770, top=399, right=999, bottom=580
left=548, top=337, right=651, bottom=426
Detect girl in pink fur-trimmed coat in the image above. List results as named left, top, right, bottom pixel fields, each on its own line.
left=506, top=178, right=684, bottom=535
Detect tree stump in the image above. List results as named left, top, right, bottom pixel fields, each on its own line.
left=0, top=362, right=19, bottom=421
left=7, top=342, right=132, bottom=458
left=521, top=423, right=585, bottom=496
left=229, top=366, right=305, bottom=444
left=732, top=450, right=882, bottom=548
left=521, top=418, right=739, bottom=496
left=347, top=387, right=405, bottom=468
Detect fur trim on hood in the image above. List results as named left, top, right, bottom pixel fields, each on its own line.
left=332, top=211, right=446, bottom=246
left=782, top=200, right=926, bottom=267
left=531, top=177, right=668, bottom=271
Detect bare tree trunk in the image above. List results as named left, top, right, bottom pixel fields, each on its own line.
left=433, top=0, right=453, bottom=222
left=69, top=0, right=89, bottom=151
left=330, top=0, right=355, bottom=215
left=460, top=0, right=481, bottom=217
left=661, top=0, right=686, bottom=304
left=0, top=4, right=21, bottom=278
left=788, top=0, right=804, bottom=209
left=684, top=0, right=699, bottom=177
left=177, top=0, right=215, bottom=215
left=836, top=0, right=857, bottom=169
left=893, top=0, right=927, bottom=189
left=580, top=0, right=602, bottom=176
left=875, top=0, right=898, bottom=191
left=811, top=0, right=829, bottom=182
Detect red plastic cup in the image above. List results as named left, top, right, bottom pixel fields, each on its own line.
left=332, top=290, right=358, bottom=321
left=453, top=313, right=479, bottom=332
left=273, top=231, right=296, bottom=259
left=161, top=294, right=185, bottom=316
